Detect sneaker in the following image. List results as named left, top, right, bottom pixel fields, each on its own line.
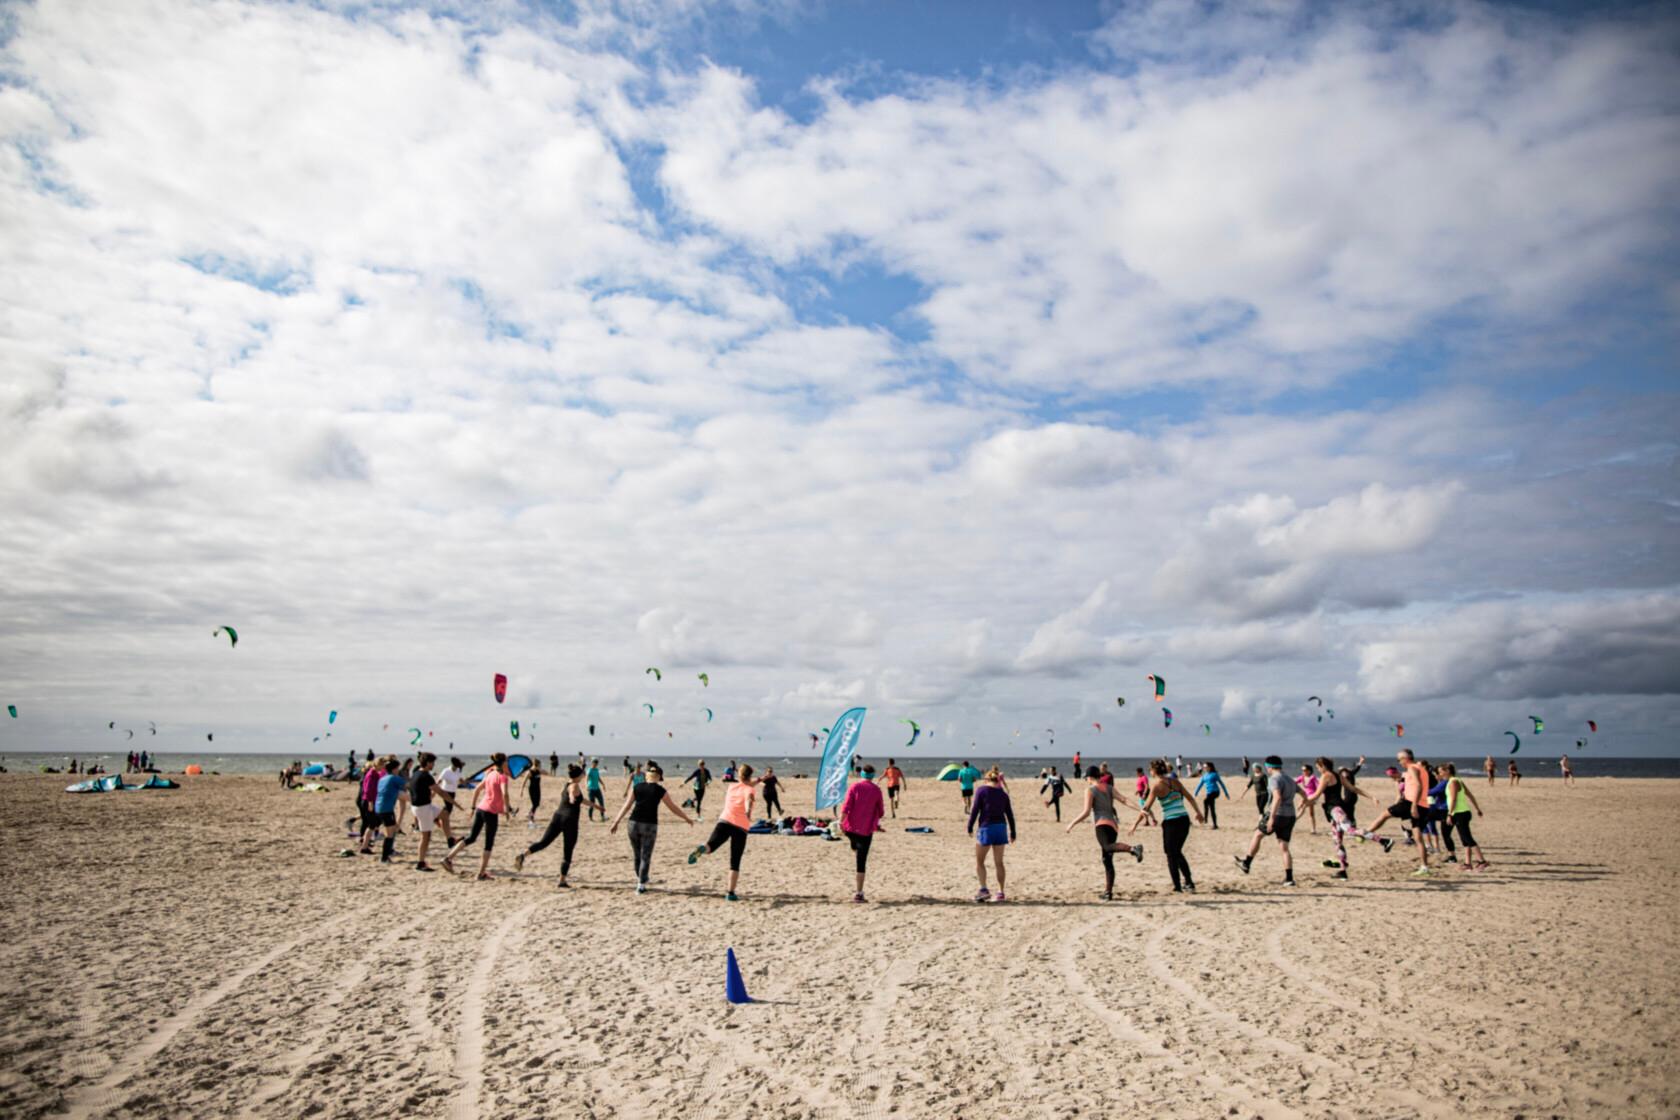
left=380, top=855, right=392, bottom=864
left=1281, top=879, right=1297, bottom=887
left=974, top=888, right=991, bottom=902
left=476, top=872, right=494, bottom=881
left=1101, top=890, right=1113, bottom=901
left=415, top=863, right=434, bottom=872
left=1412, top=866, right=1433, bottom=877
left=513, top=852, right=526, bottom=872
left=725, top=891, right=740, bottom=902
left=557, top=880, right=570, bottom=889
left=636, top=882, right=647, bottom=894
left=1132, top=845, right=1145, bottom=864
left=1183, top=882, right=1196, bottom=893
left=992, top=892, right=1006, bottom=903
left=1379, top=838, right=1395, bottom=854
left=852, top=893, right=866, bottom=903
left=1445, top=854, right=1458, bottom=864
left=1233, top=856, right=1251, bottom=875
left=1332, top=870, right=1348, bottom=880
left=688, top=845, right=707, bottom=865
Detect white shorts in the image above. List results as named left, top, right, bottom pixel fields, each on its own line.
left=414, top=803, right=441, bottom=833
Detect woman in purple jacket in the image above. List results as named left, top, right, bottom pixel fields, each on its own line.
left=967, top=769, right=1016, bottom=902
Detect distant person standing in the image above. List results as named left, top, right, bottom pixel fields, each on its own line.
left=1071, top=750, right=1082, bottom=778
left=622, top=756, right=633, bottom=776
left=1508, top=759, right=1521, bottom=787
left=435, top=756, right=463, bottom=846
left=1247, top=763, right=1269, bottom=822
left=549, top=751, right=559, bottom=774
left=1484, top=755, right=1497, bottom=787
left=760, top=767, right=783, bottom=817
left=839, top=764, right=885, bottom=902
left=882, top=759, right=905, bottom=817
left=967, top=769, right=1016, bottom=903
left=1560, top=756, right=1575, bottom=786
left=1240, top=755, right=1250, bottom=777
left=373, top=758, right=408, bottom=864
left=585, top=759, right=605, bottom=821
left=1133, top=768, right=1158, bottom=827
left=957, top=761, right=982, bottom=813
left=410, top=752, right=441, bottom=872
left=1234, top=756, right=1298, bottom=886
left=522, top=761, right=543, bottom=825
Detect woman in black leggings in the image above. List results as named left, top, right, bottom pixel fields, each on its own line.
left=514, top=765, right=585, bottom=886
left=1064, top=766, right=1145, bottom=900
left=608, top=763, right=694, bottom=892
left=1137, top=758, right=1203, bottom=892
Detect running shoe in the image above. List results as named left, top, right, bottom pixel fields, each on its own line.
left=1411, top=866, right=1433, bottom=877
left=725, top=891, right=740, bottom=902
left=853, top=893, right=866, bottom=903
left=442, top=857, right=455, bottom=873
left=636, top=882, right=647, bottom=894
left=1379, top=838, right=1395, bottom=854
left=687, top=845, right=707, bottom=865
left=1233, top=856, right=1251, bottom=875
left=1101, top=891, right=1113, bottom=901
left=1280, top=879, right=1297, bottom=887
left=415, top=863, right=434, bottom=872
left=974, top=888, right=991, bottom=902
left=1332, top=870, right=1347, bottom=880
left=1445, top=855, right=1458, bottom=864
left=1133, top=845, right=1145, bottom=864
left=992, top=892, right=1007, bottom=903
left=557, top=880, right=571, bottom=889
left=1183, top=882, right=1196, bottom=893
left=513, top=852, right=526, bottom=872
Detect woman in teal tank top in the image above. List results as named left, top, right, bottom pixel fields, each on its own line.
left=1137, top=758, right=1203, bottom=892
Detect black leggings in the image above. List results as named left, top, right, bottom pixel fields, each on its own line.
left=845, top=830, right=872, bottom=873
left=460, top=809, right=500, bottom=852
left=1161, top=816, right=1193, bottom=890
left=1436, top=810, right=1456, bottom=853
left=705, top=821, right=748, bottom=871
left=1095, top=823, right=1120, bottom=893
left=1452, top=811, right=1478, bottom=849
left=1049, top=794, right=1062, bottom=821
left=1203, top=793, right=1219, bottom=828
left=764, top=789, right=782, bottom=817
left=528, top=809, right=580, bottom=876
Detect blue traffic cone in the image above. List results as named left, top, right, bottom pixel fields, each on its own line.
left=725, top=947, right=752, bottom=1004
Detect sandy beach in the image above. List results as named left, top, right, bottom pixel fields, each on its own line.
left=2, top=772, right=1676, bottom=1119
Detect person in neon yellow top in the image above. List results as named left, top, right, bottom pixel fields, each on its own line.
left=1442, top=763, right=1489, bottom=871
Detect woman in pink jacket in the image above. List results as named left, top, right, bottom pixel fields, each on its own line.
left=839, top=764, right=885, bottom=902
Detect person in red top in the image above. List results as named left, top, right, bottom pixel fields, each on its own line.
left=356, top=761, right=385, bottom=855
left=881, top=759, right=905, bottom=817
left=840, top=765, right=886, bottom=902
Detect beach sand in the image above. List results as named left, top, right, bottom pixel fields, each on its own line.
left=1, top=771, right=1676, bottom=1118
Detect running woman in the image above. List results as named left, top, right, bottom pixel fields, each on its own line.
left=515, top=764, right=585, bottom=887
left=608, top=763, right=694, bottom=893
left=410, top=752, right=441, bottom=872
left=967, top=769, right=1016, bottom=902
left=1301, top=757, right=1391, bottom=880
left=373, top=758, right=407, bottom=864
left=1138, top=759, right=1202, bottom=892
left=1298, top=765, right=1321, bottom=835
left=882, top=759, right=904, bottom=817
left=760, top=767, right=783, bottom=818
left=435, top=756, right=463, bottom=846
left=1064, top=765, right=1144, bottom=900
left=585, top=758, right=606, bottom=821
left=688, top=764, right=757, bottom=900
left=839, top=764, right=885, bottom=902
left=1234, top=756, right=1299, bottom=886
left=687, top=760, right=713, bottom=816
left=1194, top=763, right=1230, bottom=830
left=522, top=760, right=543, bottom=825
left=1442, top=763, right=1489, bottom=870
left=443, top=753, right=511, bottom=881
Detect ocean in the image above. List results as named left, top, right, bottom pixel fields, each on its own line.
left=7, top=750, right=1679, bottom=779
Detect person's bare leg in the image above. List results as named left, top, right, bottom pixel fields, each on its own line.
left=974, top=845, right=988, bottom=892
left=476, top=846, right=492, bottom=879
left=416, top=830, right=432, bottom=867
left=854, top=869, right=866, bottom=894
left=727, top=869, right=740, bottom=895
left=992, top=846, right=1007, bottom=895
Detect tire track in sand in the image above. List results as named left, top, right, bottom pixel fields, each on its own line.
left=58, top=913, right=354, bottom=1120
left=1059, top=915, right=1301, bottom=1120
left=451, top=901, right=539, bottom=1120
left=237, top=911, right=435, bottom=1118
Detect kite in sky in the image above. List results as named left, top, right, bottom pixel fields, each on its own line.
left=1506, top=730, right=1521, bottom=753
left=213, top=626, right=238, bottom=647
left=1163, top=708, right=1173, bottom=729
left=646, top=667, right=662, bottom=681
left=1148, top=674, right=1166, bottom=701
left=698, top=673, right=709, bottom=687
left=494, top=674, right=508, bottom=703
left=1529, top=716, right=1544, bottom=734
left=510, top=721, right=520, bottom=740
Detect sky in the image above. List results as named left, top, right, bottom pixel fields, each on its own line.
left=1, top=0, right=1677, bottom=762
